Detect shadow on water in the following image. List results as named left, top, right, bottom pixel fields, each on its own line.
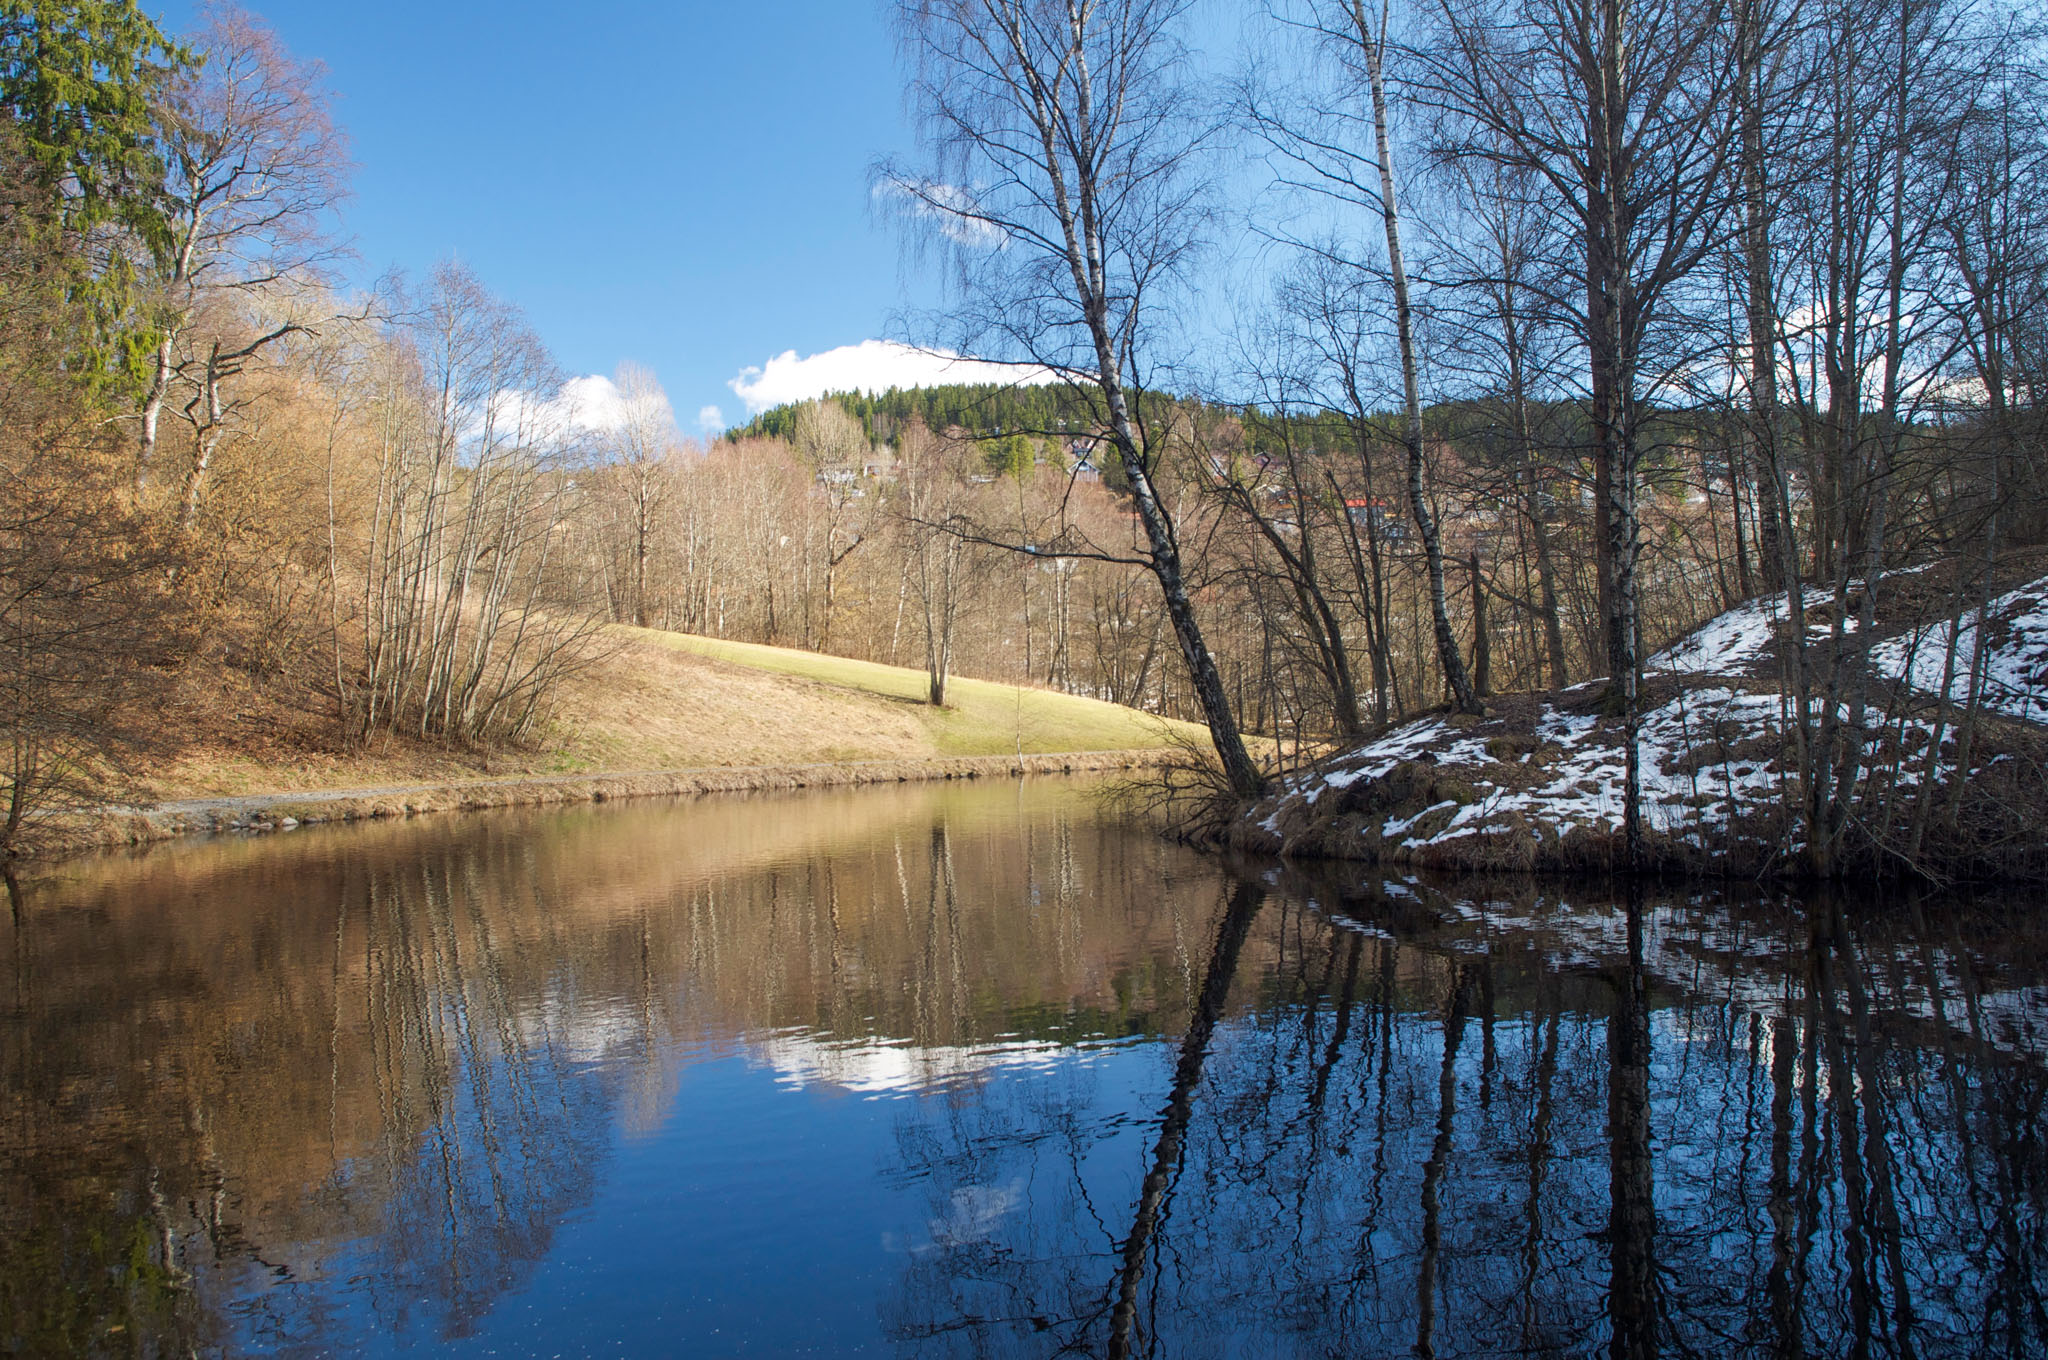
left=2, top=782, right=2045, bottom=1357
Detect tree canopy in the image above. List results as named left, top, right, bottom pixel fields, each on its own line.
left=0, top=0, right=185, bottom=238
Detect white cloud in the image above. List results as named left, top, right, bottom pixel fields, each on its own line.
left=474, top=372, right=684, bottom=451
left=555, top=373, right=637, bottom=434
left=697, top=404, right=727, bottom=433
left=727, top=340, right=1056, bottom=415
left=477, top=374, right=633, bottom=443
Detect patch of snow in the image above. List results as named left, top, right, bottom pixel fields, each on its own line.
left=1650, top=587, right=1864, bottom=676
left=1322, top=719, right=1451, bottom=788
left=1535, top=708, right=1599, bottom=748
left=1649, top=597, right=1788, bottom=674
left=1869, top=575, right=2048, bottom=724
left=1383, top=800, right=1458, bottom=841
left=1272, top=635, right=1989, bottom=862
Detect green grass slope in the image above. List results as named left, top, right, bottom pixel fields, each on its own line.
left=138, top=624, right=1205, bottom=805
left=626, top=628, right=1205, bottom=757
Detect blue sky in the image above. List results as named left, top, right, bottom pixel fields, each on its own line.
left=155, top=1, right=957, bottom=433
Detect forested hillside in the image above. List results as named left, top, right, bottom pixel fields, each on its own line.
left=731, top=382, right=1095, bottom=447
left=1, top=0, right=2043, bottom=876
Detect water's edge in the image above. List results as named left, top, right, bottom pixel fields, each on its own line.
left=31, top=749, right=1175, bottom=862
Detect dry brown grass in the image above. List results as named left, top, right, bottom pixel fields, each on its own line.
left=14, top=620, right=1199, bottom=859
left=130, top=627, right=1198, bottom=803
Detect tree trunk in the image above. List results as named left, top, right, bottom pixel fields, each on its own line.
left=1504, top=298, right=1570, bottom=688
left=1608, top=896, right=1659, bottom=1360
left=1101, top=399, right=1260, bottom=794
left=1361, top=0, right=1479, bottom=714
left=1469, top=552, right=1492, bottom=696
left=1583, top=0, right=1643, bottom=864
left=1106, top=882, right=1263, bottom=1358
left=1738, top=0, right=1788, bottom=593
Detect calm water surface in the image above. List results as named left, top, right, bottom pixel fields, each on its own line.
left=3, top=779, right=2044, bottom=1357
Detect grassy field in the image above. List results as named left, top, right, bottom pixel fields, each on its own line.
left=630, top=628, right=1201, bottom=757
left=141, top=626, right=1206, bottom=800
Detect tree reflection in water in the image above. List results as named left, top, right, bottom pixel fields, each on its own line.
left=884, top=869, right=2048, bottom=1359
left=1, top=784, right=2045, bottom=1357
left=2, top=832, right=629, bottom=1354
left=0, top=783, right=1217, bottom=1354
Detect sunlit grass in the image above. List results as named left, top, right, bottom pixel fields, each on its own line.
left=625, top=628, right=1207, bottom=756
left=143, top=626, right=1206, bottom=804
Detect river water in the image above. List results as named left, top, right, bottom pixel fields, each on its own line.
left=3, top=779, right=2043, bottom=1358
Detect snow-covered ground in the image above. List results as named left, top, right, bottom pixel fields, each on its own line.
left=1241, top=575, right=2048, bottom=873
left=1247, top=685, right=1821, bottom=866
left=1648, top=586, right=1858, bottom=675
left=1647, top=595, right=1792, bottom=674
left=1869, top=575, right=2048, bottom=723
left=1646, top=570, right=2048, bottom=724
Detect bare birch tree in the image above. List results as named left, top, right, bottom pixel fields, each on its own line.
left=1354, top=0, right=1481, bottom=713
left=1413, top=0, right=1740, bottom=862
left=885, top=0, right=1264, bottom=796
left=594, top=362, right=680, bottom=628
left=1251, top=0, right=1557, bottom=717
left=351, top=262, right=601, bottom=746
left=793, top=399, right=874, bottom=648
left=896, top=421, right=977, bottom=704
left=138, top=4, right=346, bottom=522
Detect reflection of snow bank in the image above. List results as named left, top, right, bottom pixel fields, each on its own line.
left=1870, top=576, right=2048, bottom=723
left=1331, top=883, right=2048, bottom=1058
left=751, top=1028, right=1077, bottom=1097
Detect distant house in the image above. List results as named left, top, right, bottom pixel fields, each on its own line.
left=1345, top=497, right=1407, bottom=542
left=1067, top=441, right=1103, bottom=482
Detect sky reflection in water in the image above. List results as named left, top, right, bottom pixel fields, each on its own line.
left=2, top=779, right=2043, bottom=1357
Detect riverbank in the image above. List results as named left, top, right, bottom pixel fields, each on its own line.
left=32, top=750, right=1175, bottom=861
left=1228, top=563, right=2048, bottom=884
left=136, top=625, right=1204, bottom=802
left=24, top=620, right=1208, bottom=862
